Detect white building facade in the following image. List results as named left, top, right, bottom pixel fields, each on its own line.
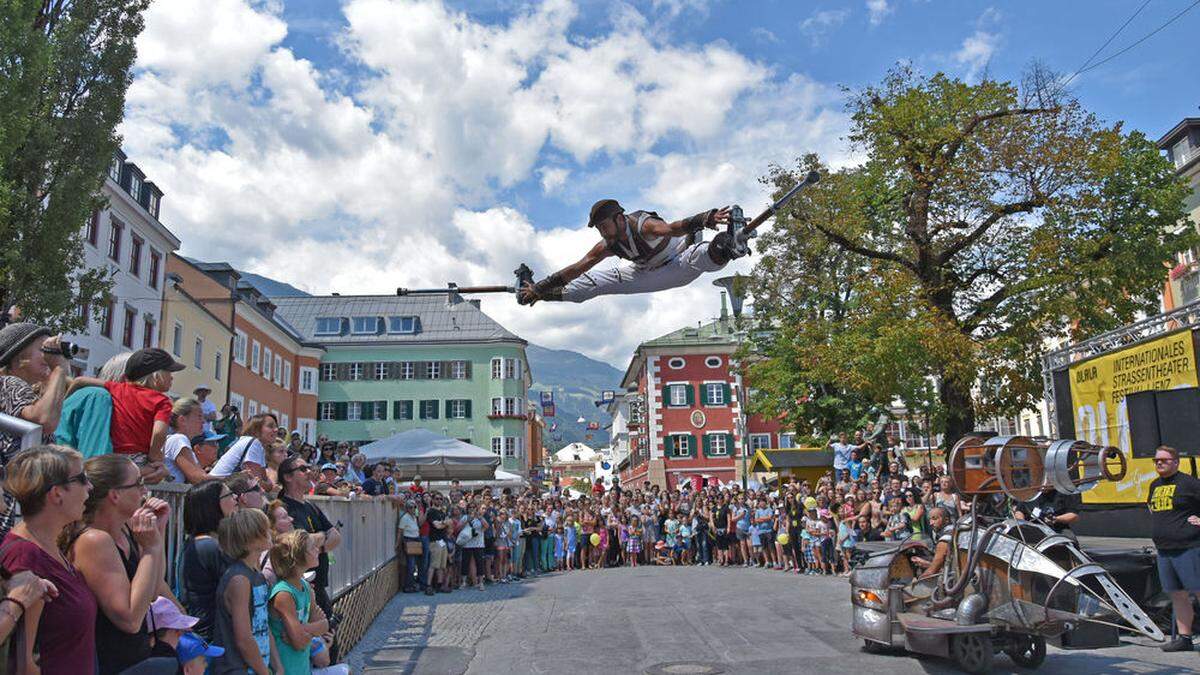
left=70, top=150, right=180, bottom=376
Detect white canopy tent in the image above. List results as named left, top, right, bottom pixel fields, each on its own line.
left=358, top=429, right=500, bottom=481
left=443, top=469, right=528, bottom=493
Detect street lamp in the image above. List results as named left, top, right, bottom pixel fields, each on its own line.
left=714, top=274, right=752, bottom=489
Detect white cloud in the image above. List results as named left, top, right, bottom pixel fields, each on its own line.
left=955, top=30, right=999, bottom=82
left=866, top=0, right=892, bottom=26
left=539, top=167, right=570, bottom=193
left=121, top=0, right=849, bottom=366
left=800, top=9, right=850, bottom=48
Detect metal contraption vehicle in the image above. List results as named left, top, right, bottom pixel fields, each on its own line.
left=850, top=435, right=1163, bottom=673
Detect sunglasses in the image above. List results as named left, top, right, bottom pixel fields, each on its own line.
left=219, top=490, right=237, bottom=501
left=1153, top=457, right=1177, bottom=464
left=47, top=471, right=90, bottom=493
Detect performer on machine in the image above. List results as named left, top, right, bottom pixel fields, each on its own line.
left=517, top=200, right=739, bottom=305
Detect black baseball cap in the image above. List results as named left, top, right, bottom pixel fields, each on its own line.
left=588, top=199, right=623, bottom=228
left=126, top=347, right=185, bottom=381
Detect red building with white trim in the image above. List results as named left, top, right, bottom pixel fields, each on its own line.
left=615, top=307, right=786, bottom=490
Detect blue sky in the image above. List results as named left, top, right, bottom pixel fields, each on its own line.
left=120, top=0, right=1198, bottom=366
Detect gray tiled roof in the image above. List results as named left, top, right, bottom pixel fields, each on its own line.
left=271, top=294, right=525, bottom=346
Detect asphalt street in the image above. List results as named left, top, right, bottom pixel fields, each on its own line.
left=346, top=565, right=1198, bottom=674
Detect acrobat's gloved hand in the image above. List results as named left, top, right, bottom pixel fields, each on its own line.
left=518, top=274, right=565, bottom=306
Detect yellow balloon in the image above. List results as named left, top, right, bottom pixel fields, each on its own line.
left=776, top=532, right=790, bottom=546
left=590, top=533, right=601, bottom=546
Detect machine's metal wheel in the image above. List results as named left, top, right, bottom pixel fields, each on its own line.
left=950, top=634, right=993, bottom=674
left=1004, top=635, right=1046, bottom=669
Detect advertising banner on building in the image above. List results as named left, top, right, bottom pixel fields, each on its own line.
left=542, top=404, right=555, bottom=418
left=1069, top=329, right=1198, bottom=504
left=540, top=391, right=554, bottom=405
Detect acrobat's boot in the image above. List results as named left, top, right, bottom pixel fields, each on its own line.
left=707, top=231, right=751, bottom=266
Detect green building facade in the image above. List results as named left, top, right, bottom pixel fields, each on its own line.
left=273, top=294, right=531, bottom=473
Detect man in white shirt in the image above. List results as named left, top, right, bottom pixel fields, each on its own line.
left=194, top=385, right=218, bottom=434
left=828, top=432, right=856, bottom=474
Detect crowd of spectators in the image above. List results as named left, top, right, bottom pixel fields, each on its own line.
left=0, top=322, right=353, bottom=673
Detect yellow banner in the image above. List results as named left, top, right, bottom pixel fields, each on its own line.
left=1070, top=330, right=1198, bottom=503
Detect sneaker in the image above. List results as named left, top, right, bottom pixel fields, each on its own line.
left=476, top=583, right=485, bottom=591
left=1161, top=636, right=1194, bottom=652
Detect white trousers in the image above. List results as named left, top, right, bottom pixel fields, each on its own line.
left=561, top=241, right=724, bottom=303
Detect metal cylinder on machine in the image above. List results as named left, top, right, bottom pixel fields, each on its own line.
left=948, top=435, right=1046, bottom=502
left=1044, top=439, right=1127, bottom=495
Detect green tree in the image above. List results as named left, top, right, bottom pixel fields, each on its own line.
left=751, top=67, right=1194, bottom=445
left=0, top=0, right=149, bottom=329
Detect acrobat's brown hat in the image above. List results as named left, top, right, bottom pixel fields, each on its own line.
left=588, top=199, right=623, bottom=228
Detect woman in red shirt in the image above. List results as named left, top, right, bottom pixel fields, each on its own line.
left=0, top=445, right=98, bottom=674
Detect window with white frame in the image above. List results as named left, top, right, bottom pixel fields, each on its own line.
left=503, top=358, right=518, bottom=379
left=427, top=361, right=440, bottom=380
left=228, top=392, right=244, bottom=415
left=319, top=402, right=336, bottom=421
left=399, top=362, right=414, bottom=379
left=282, top=361, right=291, bottom=390
left=215, top=352, right=223, bottom=381
left=351, top=316, right=379, bottom=334
left=273, top=355, right=282, bottom=385
left=320, top=363, right=336, bottom=381
left=263, top=347, right=273, bottom=380
left=669, top=384, right=688, bottom=407
left=507, top=397, right=521, bottom=416
left=251, top=342, right=261, bottom=373
left=387, top=316, right=417, bottom=334
left=490, top=437, right=503, bottom=455
left=297, top=419, right=316, bottom=443
left=491, top=397, right=503, bottom=416
left=750, top=433, right=771, bottom=451
left=281, top=414, right=289, bottom=432
left=193, top=336, right=203, bottom=369
left=705, top=356, right=722, bottom=368
left=779, top=433, right=796, bottom=449
left=504, top=437, right=519, bottom=458
left=172, top=323, right=183, bottom=357
left=669, top=434, right=692, bottom=457
left=451, top=360, right=468, bottom=379
left=668, top=357, right=685, bottom=369
left=347, top=402, right=362, bottom=421
left=491, top=357, right=502, bottom=379
left=705, top=382, right=726, bottom=405
left=348, top=363, right=363, bottom=381
left=315, top=317, right=342, bottom=336
left=247, top=400, right=258, bottom=416
left=708, top=433, right=729, bottom=456
left=299, top=367, right=317, bottom=394
left=375, top=362, right=387, bottom=380
left=233, top=330, right=247, bottom=364
left=448, top=399, right=469, bottom=419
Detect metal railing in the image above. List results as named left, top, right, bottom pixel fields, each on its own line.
left=0, top=412, right=42, bottom=453
left=145, top=485, right=397, bottom=599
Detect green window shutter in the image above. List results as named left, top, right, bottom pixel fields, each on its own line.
left=429, top=400, right=439, bottom=419
left=702, top=433, right=711, bottom=457
left=692, top=434, right=700, bottom=456
left=699, top=384, right=709, bottom=406
left=415, top=362, right=428, bottom=379
left=393, top=401, right=402, bottom=420
left=726, top=433, right=735, bottom=455
left=378, top=401, right=387, bottom=420
left=662, top=386, right=671, bottom=407
left=334, top=402, right=348, bottom=421
left=685, top=384, right=695, bottom=406
left=464, top=399, right=472, bottom=419
left=665, top=435, right=675, bottom=457
left=722, top=383, right=731, bottom=405
left=419, top=400, right=428, bottom=419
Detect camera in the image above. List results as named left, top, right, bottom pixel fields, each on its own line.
left=42, top=340, right=79, bottom=359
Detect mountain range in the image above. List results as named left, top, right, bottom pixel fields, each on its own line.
left=238, top=269, right=624, bottom=450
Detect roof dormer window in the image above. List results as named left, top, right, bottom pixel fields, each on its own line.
left=315, top=317, right=344, bottom=336
left=128, top=173, right=142, bottom=202
left=351, top=316, right=380, bottom=334
left=387, top=316, right=419, bottom=334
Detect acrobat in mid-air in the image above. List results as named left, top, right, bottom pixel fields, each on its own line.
left=517, top=170, right=820, bottom=306
left=393, top=171, right=818, bottom=305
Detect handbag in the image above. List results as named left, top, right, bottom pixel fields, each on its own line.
left=404, top=540, right=423, bottom=556
left=455, top=523, right=475, bottom=546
